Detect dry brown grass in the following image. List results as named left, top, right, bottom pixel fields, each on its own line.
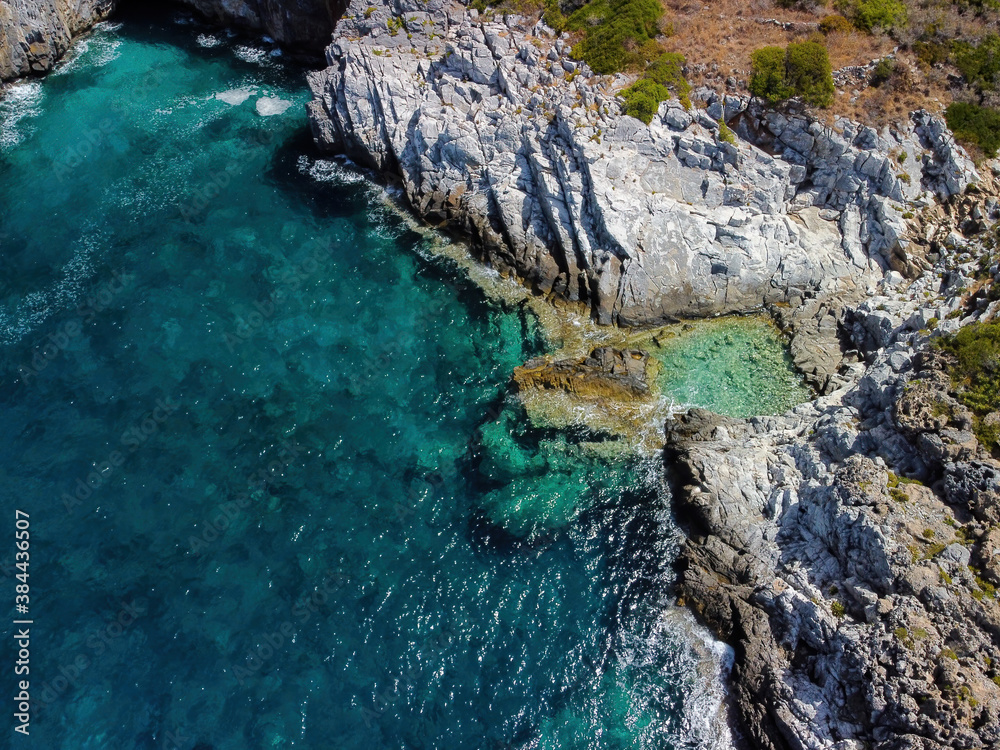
left=654, top=0, right=968, bottom=126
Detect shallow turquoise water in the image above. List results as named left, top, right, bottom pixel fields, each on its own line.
left=657, top=318, right=811, bottom=419
left=0, top=9, right=734, bottom=750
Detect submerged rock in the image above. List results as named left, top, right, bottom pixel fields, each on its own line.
left=513, top=347, right=650, bottom=400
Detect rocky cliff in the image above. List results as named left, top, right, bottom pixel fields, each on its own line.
left=306, top=0, right=977, bottom=329
left=0, top=0, right=116, bottom=81
left=667, top=186, right=1000, bottom=749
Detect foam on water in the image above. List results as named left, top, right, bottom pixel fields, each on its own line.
left=0, top=80, right=43, bottom=150
left=214, top=87, right=256, bottom=105
left=256, top=96, right=294, bottom=116
left=234, top=44, right=276, bottom=67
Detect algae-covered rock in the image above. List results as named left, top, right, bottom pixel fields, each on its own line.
left=513, top=347, right=651, bottom=400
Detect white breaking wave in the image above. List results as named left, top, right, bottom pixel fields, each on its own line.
left=233, top=45, right=274, bottom=67
left=0, top=232, right=101, bottom=346
left=296, top=155, right=367, bottom=186
left=197, top=34, right=224, bottom=48
left=214, top=87, right=256, bottom=106
left=255, top=96, right=293, bottom=116
left=0, top=81, right=44, bottom=151
left=51, top=25, right=123, bottom=76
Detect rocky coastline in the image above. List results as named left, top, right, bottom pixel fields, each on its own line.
left=3, top=1, right=1000, bottom=748
left=304, top=2, right=1000, bottom=746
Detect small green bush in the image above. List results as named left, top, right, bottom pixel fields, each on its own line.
left=831, top=601, right=846, bottom=618
left=750, top=46, right=791, bottom=104
left=543, top=0, right=566, bottom=31
left=954, top=34, right=1000, bottom=93
left=819, top=14, right=854, bottom=34
left=941, top=648, right=959, bottom=660
left=718, top=119, right=736, bottom=144
left=621, top=78, right=671, bottom=123
left=945, top=102, right=1000, bottom=158
left=913, top=40, right=949, bottom=68
left=934, top=319, right=1000, bottom=448
left=620, top=52, right=689, bottom=124
left=870, top=57, right=895, bottom=87
left=785, top=41, right=836, bottom=107
left=749, top=42, right=834, bottom=108
left=568, top=0, right=665, bottom=74
left=846, top=0, right=907, bottom=32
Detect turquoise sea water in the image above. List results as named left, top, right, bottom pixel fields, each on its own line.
left=0, top=9, right=739, bottom=750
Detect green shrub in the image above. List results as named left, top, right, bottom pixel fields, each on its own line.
left=846, top=0, right=907, bottom=32
left=749, top=42, right=834, bottom=107
left=945, top=102, right=1000, bottom=158
left=913, top=40, right=950, bottom=68
left=645, top=52, right=690, bottom=103
left=750, top=46, right=791, bottom=104
left=819, top=14, right=854, bottom=34
left=568, top=0, right=664, bottom=74
left=934, top=320, right=1000, bottom=449
left=941, top=647, right=959, bottom=660
left=620, top=52, right=689, bottom=123
left=718, top=119, right=736, bottom=144
left=543, top=0, right=566, bottom=31
left=621, top=78, right=671, bottom=123
left=954, top=34, right=1000, bottom=93
left=870, top=57, right=895, bottom=86
left=831, top=601, right=846, bottom=618
left=785, top=41, right=835, bottom=107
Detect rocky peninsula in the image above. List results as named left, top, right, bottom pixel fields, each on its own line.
left=3, top=1, right=1000, bottom=748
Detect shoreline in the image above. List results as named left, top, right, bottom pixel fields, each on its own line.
left=3, top=1, right=1000, bottom=747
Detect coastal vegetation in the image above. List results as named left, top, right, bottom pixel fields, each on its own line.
left=749, top=40, right=835, bottom=107
left=472, top=0, right=1000, bottom=137
left=620, top=52, right=690, bottom=122
left=935, top=320, right=1000, bottom=452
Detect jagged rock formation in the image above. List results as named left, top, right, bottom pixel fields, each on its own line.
left=307, top=0, right=977, bottom=327
left=0, top=0, right=116, bottom=81
left=667, top=212, right=1000, bottom=749
left=513, top=346, right=650, bottom=399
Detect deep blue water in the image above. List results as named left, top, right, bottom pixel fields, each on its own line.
left=0, top=10, right=733, bottom=750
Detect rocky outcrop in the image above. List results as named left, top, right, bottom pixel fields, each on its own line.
left=668, top=240, right=1000, bottom=748
left=513, top=346, right=650, bottom=399
left=307, top=0, right=977, bottom=326
left=0, top=0, right=116, bottom=81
